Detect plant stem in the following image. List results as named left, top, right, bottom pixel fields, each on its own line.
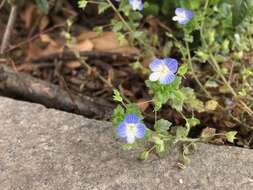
left=200, top=0, right=210, bottom=48
left=199, top=0, right=253, bottom=118
left=209, top=54, right=253, bottom=117
left=186, top=42, right=211, bottom=98
left=1, top=5, right=17, bottom=54
left=106, top=0, right=154, bottom=56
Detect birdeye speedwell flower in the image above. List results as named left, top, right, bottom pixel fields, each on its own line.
left=172, top=8, right=193, bottom=25
left=149, top=58, right=178, bottom=85
left=117, top=114, right=146, bottom=144
left=129, top=0, right=143, bottom=11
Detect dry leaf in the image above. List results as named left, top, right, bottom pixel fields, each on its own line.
left=219, top=85, right=231, bottom=94
left=107, top=68, right=114, bottom=85
left=137, top=99, right=150, bottom=112
left=201, top=127, right=216, bottom=139
left=39, top=16, right=49, bottom=31
left=66, top=61, right=81, bottom=69
left=142, top=57, right=153, bottom=67
left=70, top=39, right=94, bottom=52
left=27, top=41, right=63, bottom=60
left=77, top=32, right=139, bottom=54
left=205, top=100, right=219, bottom=111
left=40, top=34, right=58, bottom=47
left=21, top=3, right=37, bottom=28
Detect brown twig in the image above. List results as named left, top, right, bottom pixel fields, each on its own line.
left=0, top=64, right=113, bottom=119
left=0, top=5, right=17, bottom=54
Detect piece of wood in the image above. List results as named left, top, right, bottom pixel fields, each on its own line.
left=0, top=64, right=113, bottom=119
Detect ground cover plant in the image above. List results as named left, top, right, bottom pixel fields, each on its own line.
left=1, top=0, right=253, bottom=163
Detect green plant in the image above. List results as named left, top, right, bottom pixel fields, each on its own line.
left=75, top=0, right=253, bottom=162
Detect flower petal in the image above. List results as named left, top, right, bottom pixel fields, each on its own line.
left=172, top=16, right=180, bottom=21
left=175, top=8, right=185, bottom=15
left=135, top=123, right=146, bottom=139
left=129, top=0, right=143, bottom=11
left=173, top=8, right=193, bottom=25
left=116, top=122, right=127, bottom=138
left=160, top=73, right=175, bottom=85
left=178, top=19, right=189, bottom=25
left=149, top=72, right=160, bottom=82
left=124, top=114, right=140, bottom=124
left=163, top=58, right=178, bottom=73
left=149, top=58, right=162, bottom=71
left=126, top=133, right=136, bottom=144
left=185, top=10, right=193, bottom=20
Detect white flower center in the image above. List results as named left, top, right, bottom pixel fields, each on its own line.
left=157, top=62, right=171, bottom=77
left=126, top=124, right=137, bottom=134
left=177, top=11, right=187, bottom=19
left=126, top=124, right=137, bottom=144
left=132, top=0, right=140, bottom=10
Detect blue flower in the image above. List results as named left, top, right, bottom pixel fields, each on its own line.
left=129, top=0, right=143, bottom=11
left=172, top=8, right=193, bottom=25
left=116, top=0, right=143, bottom=11
left=117, top=114, right=146, bottom=144
left=149, top=58, right=178, bottom=85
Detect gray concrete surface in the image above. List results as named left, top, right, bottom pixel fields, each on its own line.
left=0, top=96, right=253, bottom=190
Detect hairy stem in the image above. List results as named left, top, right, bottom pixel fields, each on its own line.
left=1, top=5, right=17, bottom=54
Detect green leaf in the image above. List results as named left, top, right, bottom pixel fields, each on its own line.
left=205, top=79, right=219, bottom=88
left=181, top=87, right=205, bottom=112
left=123, top=142, right=139, bottom=149
left=176, top=126, right=188, bottom=139
left=112, top=105, right=125, bottom=127
left=113, top=89, right=123, bottom=103
left=232, top=0, right=250, bottom=26
left=170, top=89, right=186, bottom=111
left=142, top=2, right=160, bottom=16
left=126, top=104, right=143, bottom=119
left=78, top=0, right=88, bottom=9
left=177, top=64, right=188, bottom=76
left=139, top=150, right=149, bottom=161
left=186, top=117, right=200, bottom=128
left=225, top=131, right=237, bottom=143
left=98, top=2, right=110, bottom=14
left=154, top=119, right=172, bottom=134
left=146, top=77, right=182, bottom=111
left=93, top=26, right=103, bottom=34
left=153, top=136, right=165, bottom=153
left=35, top=0, right=49, bottom=14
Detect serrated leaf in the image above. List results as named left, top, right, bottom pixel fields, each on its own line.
left=170, top=89, right=186, bottom=111
left=186, top=117, right=200, bottom=128
left=35, top=0, right=49, bottom=14
left=154, top=119, right=172, bottom=133
left=181, top=87, right=205, bottom=112
left=177, top=64, right=188, bottom=76
left=153, top=136, right=165, bottom=153
left=98, top=2, right=110, bottom=14
left=146, top=77, right=182, bottom=111
left=78, top=0, right=88, bottom=9
left=225, top=131, right=237, bottom=143
left=113, top=89, right=123, bottom=102
left=112, top=105, right=125, bottom=127
left=176, top=126, right=188, bottom=139
left=139, top=150, right=149, bottom=161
